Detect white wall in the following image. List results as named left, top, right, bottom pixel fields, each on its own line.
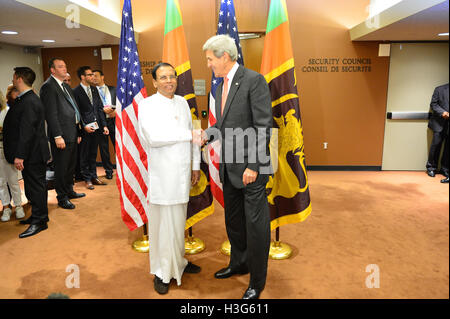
left=382, top=42, right=449, bottom=170
left=0, top=42, right=44, bottom=97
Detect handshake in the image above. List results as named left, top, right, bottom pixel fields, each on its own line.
left=192, top=129, right=208, bottom=146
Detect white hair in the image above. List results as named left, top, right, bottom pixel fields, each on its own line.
left=203, top=34, right=238, bottom=61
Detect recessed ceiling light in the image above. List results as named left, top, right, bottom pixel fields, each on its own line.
left=438, top=32, right=449, bottom=36
left=1, top=31, right=18, bottom=35
left=42, top=39, right=55, bottom=43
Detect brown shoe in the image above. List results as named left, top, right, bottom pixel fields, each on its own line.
left=85, top=181, right=94, bottom=190
left=92, top=178, right=106, bottom=185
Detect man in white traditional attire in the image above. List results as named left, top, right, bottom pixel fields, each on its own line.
left=138, top=63, right=201, bottom=295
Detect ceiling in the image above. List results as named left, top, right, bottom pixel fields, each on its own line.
left=0, top=0, right=119, bottom=48
left=350, top=0, right=449, bottom=41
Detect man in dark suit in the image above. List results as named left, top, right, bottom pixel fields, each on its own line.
left=73, top=66, right=109, bottom=190
left=93, top=69, right=115, bottom=180
left=198, top=35, right=273, bottom=299
left=426, top=83, right=449, bottom=183
left=3, top=67, right=50, bottom=238
left=40, top=58, right=85, bottom=210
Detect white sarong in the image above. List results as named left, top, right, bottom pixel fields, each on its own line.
left=147, top=203, right=188, bottom=285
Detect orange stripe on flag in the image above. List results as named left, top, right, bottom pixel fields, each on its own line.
left=162, top=25, right=190, bottom=70
left=260, top=22, right=294, bottom=77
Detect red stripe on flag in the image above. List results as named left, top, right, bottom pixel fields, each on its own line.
left=116, top=144, right=147, bottom=231
left=123, top=104, right=148, bottom=169
left=116, top=110, right=148, bottom=196
left=210, top=179, right=224, bottom=207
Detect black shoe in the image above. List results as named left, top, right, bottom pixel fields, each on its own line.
left=58, top=200, right=75, bottom=209
left=184, top=262, right=201, bottom=274
left=68, top=192, right=86, bottom=199
left=19, top=223, right=48, bottom=238
left=242, top=287, right=262, bottom=299
left=92, top=178, right=107, bottom=185
left=427, top=170, right=436, bottom=177
left=441, top=177, right=449, bottom=183
left=153, top=276, right=169, bottom=295
left=106, top=173, right=113, bottom=179
left=214, top=266, right=249, bottom=279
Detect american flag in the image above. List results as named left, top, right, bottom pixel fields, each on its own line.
left=116, top=0, right=149, bottom=231
left=208, top=0, right=244, bottom=207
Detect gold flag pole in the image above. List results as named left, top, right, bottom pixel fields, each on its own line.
left=220, top=239, right=231, bottom=256
left=185, top=227, right=205, bottom=254
left=132, top=223, right=149, bottom=253
left=184, top=119, right=206, bottom=255
left=269, top=227, right=292, bottom=260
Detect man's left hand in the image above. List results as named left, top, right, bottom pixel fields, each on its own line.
left=191, top=170, right=200, bottom=186
left=103, top=127, right=109, bottom=135
left=14, top=158, right=24, bottom=171
left=243, top=168, right=258, bottom=186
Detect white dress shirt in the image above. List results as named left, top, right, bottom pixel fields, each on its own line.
left=138, top=92, right=200, bottom=205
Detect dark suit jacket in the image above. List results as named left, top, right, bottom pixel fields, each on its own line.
left=40, top=76, right=82, bottom=143
left=73, top=84, right=107, bottom=129
left=206, top=65, right=273, bottom=189
left=428, top=83, right=449, bottom=132
left=107, top=85, right=117, bottom=106
left=3, top=90, right=50, bottom=165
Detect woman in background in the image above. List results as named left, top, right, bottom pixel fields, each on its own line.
left=6, top=84, right=19, bottom=107
left=0, top=86, right=25, bottom=222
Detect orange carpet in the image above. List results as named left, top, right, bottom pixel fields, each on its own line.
left=0, top=169, right=448, bottom=299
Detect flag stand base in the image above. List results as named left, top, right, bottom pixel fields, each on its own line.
left=185, top=236, right=205, bottom=255
left=269, top=241, right=292, bottom=260
left=220, top=240, right=231, bottom=256
left=132, top=234, right=149, bottom=253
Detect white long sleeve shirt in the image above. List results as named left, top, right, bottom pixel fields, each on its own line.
left=138, top=92, right=200, bottom=205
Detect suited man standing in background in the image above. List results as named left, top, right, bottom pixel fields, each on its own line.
left=3, top=67, right=50, bottom=238
left=73, top=66, right=109, bottom=190
left=93, top=69, right=115, bottom=180
left=426, top=83, right=449, bottom=183
left=199, top=35, right=273, bottom=299
left=40, top=58, right=85, bottom=210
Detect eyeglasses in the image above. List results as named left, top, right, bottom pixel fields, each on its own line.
left=85, top=73, right=94, bottom=77
left=158, top=75, right=177, bottom=81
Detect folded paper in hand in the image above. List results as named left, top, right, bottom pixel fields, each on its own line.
left=86, top=121, right=99, bottom=130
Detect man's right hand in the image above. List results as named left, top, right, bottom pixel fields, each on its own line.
left=192, top=129, right=208, bottom=146
left=442, top=111, right=449, bottom=120
left=55, top=137, right=66, bottom=149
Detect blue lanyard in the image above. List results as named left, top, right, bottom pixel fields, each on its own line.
left=98, top=86, right=108, bottom=105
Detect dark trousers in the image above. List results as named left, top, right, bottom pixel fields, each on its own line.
left=51, top=141, right=77, bottom=202
left=97, top=118, right=115, bottom=174
left=74, top=143, right=82, bottom=179
left=223, top=169, right=271, bottom=290
left=427, top=127, right=449, bottom=175
left=80, top=130, right=99, bottom=181
left=106, top=117, right=116, bottom=146
left=22, top=161, right=48, bottom=225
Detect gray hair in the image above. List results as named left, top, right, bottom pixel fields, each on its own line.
left=203, top=35, right=238, bottom=61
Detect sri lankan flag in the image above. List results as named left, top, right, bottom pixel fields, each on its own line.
left=162, top=0, right=214, bottom=228
left=261, top=0, right=312, bottom=230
